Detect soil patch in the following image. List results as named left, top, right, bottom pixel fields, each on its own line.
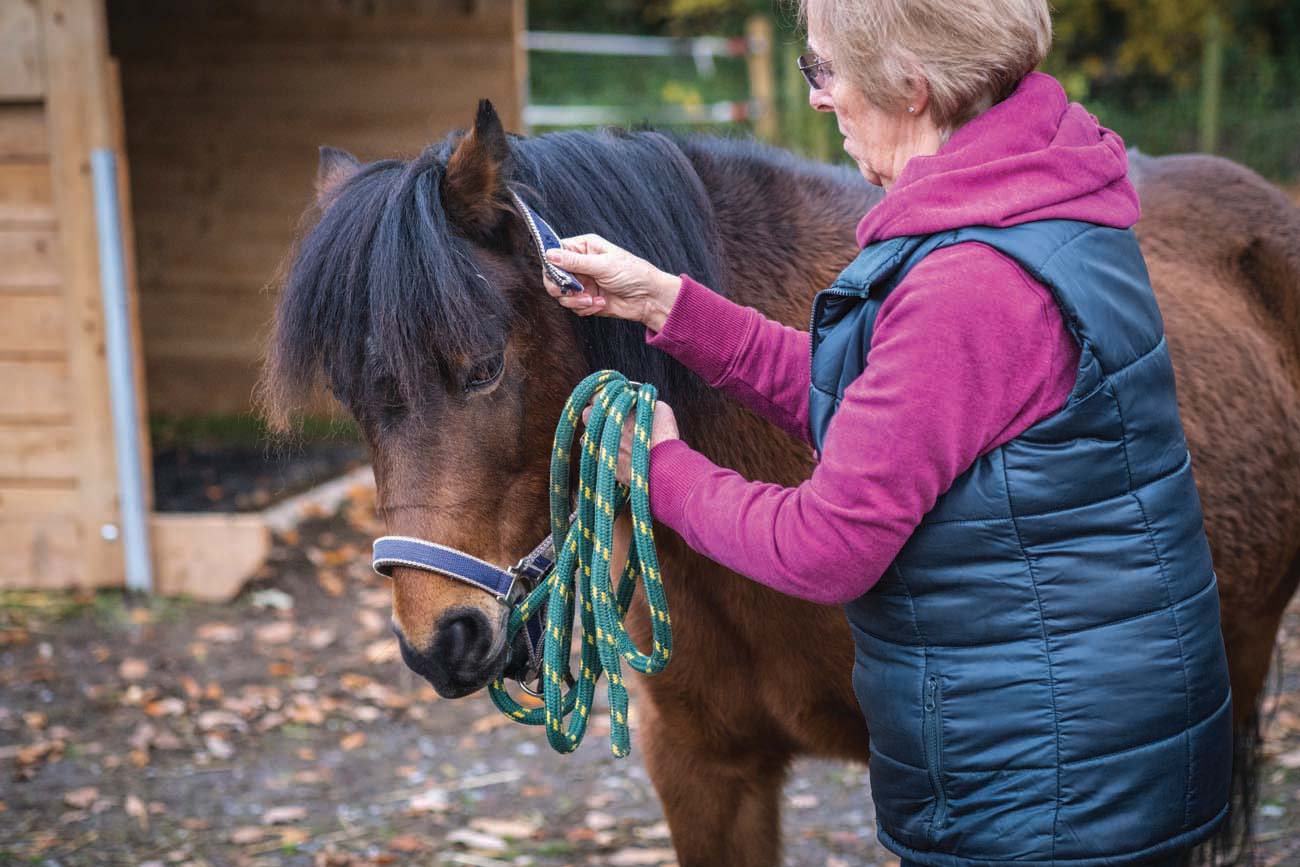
left=1, top=487, right=1297, bottom=866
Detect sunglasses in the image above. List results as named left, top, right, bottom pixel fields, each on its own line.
left=797, top=51, right=834, bottom=90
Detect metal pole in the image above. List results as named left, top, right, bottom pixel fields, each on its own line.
left=91, top=148, right=153, bottom=594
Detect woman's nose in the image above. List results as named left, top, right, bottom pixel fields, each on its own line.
left=808, top=85, right=834, bottom=113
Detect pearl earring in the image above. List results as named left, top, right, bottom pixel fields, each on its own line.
left=907, top=105, right=916, bottom=113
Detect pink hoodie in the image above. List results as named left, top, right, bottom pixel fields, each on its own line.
left=643, top=71, right=1141, bottom=605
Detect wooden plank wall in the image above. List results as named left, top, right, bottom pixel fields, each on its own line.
left=108, top=0, right=527, bottom=415
left=1, top=0, right=125, bottom=589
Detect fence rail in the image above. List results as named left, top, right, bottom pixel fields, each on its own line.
left=524, top=17, right=776, bottom=139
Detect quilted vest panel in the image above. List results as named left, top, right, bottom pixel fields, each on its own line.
left=809, top=221, right=1232, bottom=865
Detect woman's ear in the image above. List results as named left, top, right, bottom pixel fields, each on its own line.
left=904, top=77, right=931, bottom=117
left=442, top=99, right=513, bottom=238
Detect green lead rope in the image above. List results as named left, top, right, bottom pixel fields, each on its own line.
left=487, top=369, right=673, bottom=758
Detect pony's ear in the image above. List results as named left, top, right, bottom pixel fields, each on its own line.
left=442, top=99, right=511, bottom=236
left=316, top=146, right=361, bottom=206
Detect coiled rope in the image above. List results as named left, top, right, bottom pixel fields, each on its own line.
left=487, top=370, right=673, bottom=757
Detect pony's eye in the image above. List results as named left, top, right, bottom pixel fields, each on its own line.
left=465, top=353, right=505, bottom=393
left=373, top=375, right=407, bottom=425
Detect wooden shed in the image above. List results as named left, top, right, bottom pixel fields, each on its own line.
left=1, top=0, right=526, bottom=595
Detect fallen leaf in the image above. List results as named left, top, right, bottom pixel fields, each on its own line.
left=445, top=828, right=508, bottom=853
left=204, top=734, right=234, bottom=760
left=357, top=609, right=386, bottom=636
left=197, top=622, right=242, bottom=643
left=359, top=588, right=390, bottom=609
left=306, top=627, right=338, bottom=650
left=634, top=821, right=671, bottom=841
left=607, top=848, right=678, bottom=866
left=178, top=676, right=201, bottom=701
left=388, top=834, right=428, bottom=853
left=287, top=697, right=325, bottom=726
left=197, top=710, right=247, bottom=732
left=229, top=826, right=265, bottom=844
left=251, top=589, right=295, bottom=610
left=316, top=571, right=346, bottom=598
left=125, top=794, right=148, bottom=831
left=407, top=788, right=449, bottom=814
left=349, top=705, right=382, bottom=723
left=129, top=722, right=157, bottom=752
left=278, top=826, right=310, bottom=847
left=254, top=621, right=295, bottom=645
left=471, top=713, right=511, bottom=734
left=469, top=816, right=543, bottom=839
left=364, top=638, right=397, bottom=664
left=63, top=787, right=99, bottom=809
left=145, top=697, right=186, bottom=718
left=264, top=805, right=308, bottom=825
left=118, top=658, right=149, bottom=680
left=256, top=712, right=287, bottom=733
left=339, top=732, right=366, bottom=751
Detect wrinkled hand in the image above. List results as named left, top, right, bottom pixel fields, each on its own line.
left=582, top=397, right=680, bottom=486
left=542, top=234, right=681, bottom=329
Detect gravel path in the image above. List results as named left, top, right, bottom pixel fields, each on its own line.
left=1, top=487, right=1296, bottom=866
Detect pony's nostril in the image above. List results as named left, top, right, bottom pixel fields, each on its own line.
left=435, top=611, right=491, bottom=671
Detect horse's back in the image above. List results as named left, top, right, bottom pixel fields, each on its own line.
left=1130, top=152, right=1300, bottom=687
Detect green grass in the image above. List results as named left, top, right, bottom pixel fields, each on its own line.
left=149, top=413, right=359, bottom=450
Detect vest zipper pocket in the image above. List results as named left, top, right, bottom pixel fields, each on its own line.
left=923, top=673, right=949, bottom=841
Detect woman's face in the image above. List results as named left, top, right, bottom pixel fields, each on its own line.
left=804, top=28, right=942, bottom=189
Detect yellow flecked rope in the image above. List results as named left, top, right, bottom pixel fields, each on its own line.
left=487, top=369, right=672, bottom=757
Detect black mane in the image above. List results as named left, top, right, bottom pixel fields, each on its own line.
left=263, top=125, right=731, bottom=430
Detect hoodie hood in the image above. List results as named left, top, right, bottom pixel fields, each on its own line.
left=856, top=72, right=1141, bottom=248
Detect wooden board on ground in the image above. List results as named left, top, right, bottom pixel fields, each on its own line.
left=150, top=512, right=271, bottom=601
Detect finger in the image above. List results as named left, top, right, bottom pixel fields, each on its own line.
left=545, top=247, right=607, bottom=278
left=575, top=296, right=608, bottom=316
left=559, top=234, right=610, bottom=255
left=542, top=274, right=562, bottom=298
left=559, top=292, right=601, bottom=314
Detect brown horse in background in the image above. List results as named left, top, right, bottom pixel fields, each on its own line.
left=261, top=102, right=1300, bottom=866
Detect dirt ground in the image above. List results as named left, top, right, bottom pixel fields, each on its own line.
left=2, top=485, right=1297, bottom=867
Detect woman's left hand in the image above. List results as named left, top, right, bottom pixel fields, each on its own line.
left=581, top=398, right=680, bottom=486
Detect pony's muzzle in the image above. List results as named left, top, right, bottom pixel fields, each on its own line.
left=394, top=606, right=506, bottom=698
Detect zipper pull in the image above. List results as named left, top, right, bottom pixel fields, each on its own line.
left=924, top=675, right=937, bottom=711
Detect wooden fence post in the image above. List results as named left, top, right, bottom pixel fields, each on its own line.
left=1199, top=11, right=1224, bottom=155
left=745, top=15, right=777, bottom=142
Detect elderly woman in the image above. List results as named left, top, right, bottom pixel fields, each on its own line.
left=542, top=1, right=1232, bottom=864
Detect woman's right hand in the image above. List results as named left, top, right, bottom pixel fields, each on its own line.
left=541, top=234, right=681, bottom=330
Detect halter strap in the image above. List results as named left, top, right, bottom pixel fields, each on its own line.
left=372, top=536, right=519, bottom=601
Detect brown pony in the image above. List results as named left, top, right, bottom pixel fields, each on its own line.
left=261, top=102, right=1300, bottom=865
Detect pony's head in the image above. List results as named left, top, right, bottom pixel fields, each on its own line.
left=260, top=101, right=721, bottom=697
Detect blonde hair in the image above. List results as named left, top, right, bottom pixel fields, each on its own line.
left=799, top=0, right=1052, bottom=132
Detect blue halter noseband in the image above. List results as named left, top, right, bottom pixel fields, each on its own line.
left=371, top=517, right=566, bottom=605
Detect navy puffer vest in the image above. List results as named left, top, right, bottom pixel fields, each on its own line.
left=809, top=220, right=1232, bottom=865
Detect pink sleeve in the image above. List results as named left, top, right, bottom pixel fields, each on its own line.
left=644, top=274, right=814, bottom=446
left=646, top=244, right=1080, bottom=604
